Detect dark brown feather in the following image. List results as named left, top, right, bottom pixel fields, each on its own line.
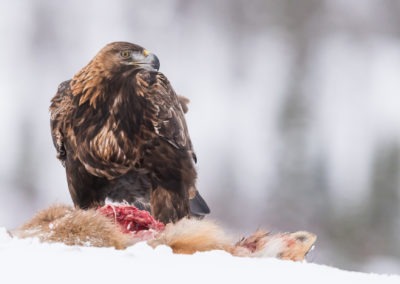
left=50, top=42, right=209, bottom=223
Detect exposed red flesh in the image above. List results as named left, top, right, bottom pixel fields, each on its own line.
left=97, top=204, right=165, bottom=235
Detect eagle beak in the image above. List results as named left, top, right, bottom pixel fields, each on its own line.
left=142, top=50, right=160, bottom=71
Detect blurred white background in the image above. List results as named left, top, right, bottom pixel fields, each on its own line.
left=1, top=0, right=400, bottom=274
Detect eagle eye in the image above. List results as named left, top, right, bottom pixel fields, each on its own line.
left=120, top=50, right=132, bottom=59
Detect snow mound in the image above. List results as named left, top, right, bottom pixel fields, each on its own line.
left=0, top=228, right=398, bottom=284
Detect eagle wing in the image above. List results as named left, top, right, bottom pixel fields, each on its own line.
left=136, top=71, right=209, bottom=219
left=137, top=71, right=189, bottom=149
left=136, top=71, right=196, bottom=159
left=49, top=80, right=74, bottom=167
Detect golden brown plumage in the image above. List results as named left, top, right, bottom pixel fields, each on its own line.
left=50, top=42, right=209, bottom=223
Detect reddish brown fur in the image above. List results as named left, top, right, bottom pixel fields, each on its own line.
left=13, top=205, right=316, bottom=261
left=148, top=218, right=233, bottom=254
left=14, top=204, right=133, bottom=249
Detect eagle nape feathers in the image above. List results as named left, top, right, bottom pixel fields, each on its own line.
left=50, top=41, right=210, bottom=223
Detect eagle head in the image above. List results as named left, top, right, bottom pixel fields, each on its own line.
left=71, top=41, right=160, bottom=106
left=96, top=42, right=160, bottom=73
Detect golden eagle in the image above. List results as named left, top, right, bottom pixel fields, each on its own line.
left=50, top=42, right=209, bottom=223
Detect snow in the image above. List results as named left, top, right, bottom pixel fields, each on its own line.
left=0, top=228, right=398, bottom=284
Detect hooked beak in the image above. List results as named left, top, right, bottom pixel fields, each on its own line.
left=141, top=50, right=160, bottom=71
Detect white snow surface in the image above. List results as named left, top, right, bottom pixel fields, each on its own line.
left=0, top=228, right=398, bottom=284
